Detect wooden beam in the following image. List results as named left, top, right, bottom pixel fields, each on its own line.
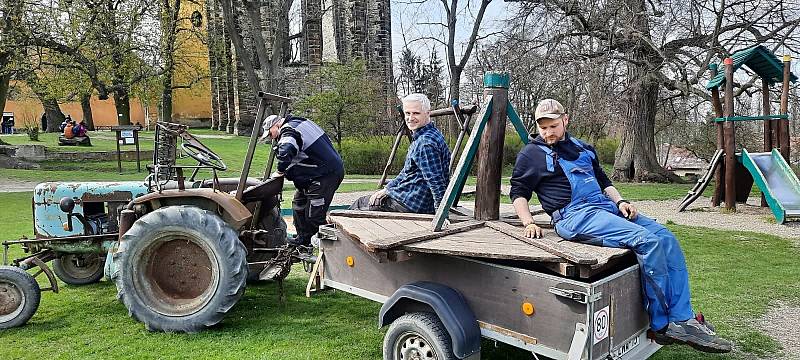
left=780, top=55, right=791, bottom=161
left=506, top=102, right=530, bottom=144
left=476, top=72, right=509, bottom=221
left=710, top=64, right=724, bottom=207
left=484, top=221, right=598, bottom=265
left=432, top=96, right=494, bottom=231
left=723, top=57, right=737, bottom=211
left=365, top=220, right=485, bottom=250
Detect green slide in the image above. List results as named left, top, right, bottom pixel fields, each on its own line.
left=741, top=148, right=800, bottom=224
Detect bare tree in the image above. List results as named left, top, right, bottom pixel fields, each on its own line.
left=506, top=0, right=800, bottom=182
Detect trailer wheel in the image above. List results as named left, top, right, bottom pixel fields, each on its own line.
left=0, top=266, right=41, bottom=329
left=53, top=253, right=105, bottom=285
left=383, top=312, right=457, bottom=360
left=112, top=206, right=247, bottom=333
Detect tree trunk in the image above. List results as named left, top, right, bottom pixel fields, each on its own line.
left=447, top=67, right=462, bottom=140
left=80, top=92, right=94, bottom=130
left=611, top=0, right=679, bottom=183
left=0, top=73, right=10, bottom=118
left=38, top=96, right=65, bottom=133
left=114, top=89, right=132, bottom=126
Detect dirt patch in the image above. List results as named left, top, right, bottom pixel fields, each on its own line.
left=0, top=178, right=40, bottom=192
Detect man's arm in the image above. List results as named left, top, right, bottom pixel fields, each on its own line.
left=603, top=185, right=638, bottom=219
left=417, top=144, right=449, bottom=209
left=275, top=128, right=302, bottom=173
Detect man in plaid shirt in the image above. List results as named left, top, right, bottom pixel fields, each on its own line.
left=350, top=93, right=451, bottom=214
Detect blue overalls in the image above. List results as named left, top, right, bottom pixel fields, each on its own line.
left=541, top=138, right=694, bottom=331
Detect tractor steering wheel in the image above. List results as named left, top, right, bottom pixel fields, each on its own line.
left=181, top=143, right=227, bottom=171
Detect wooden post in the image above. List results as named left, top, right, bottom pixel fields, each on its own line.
left=723, top=57, right=736, bottom=211
left=710, top=64, right=724, bottom=207
left=762, top=78, right=771, bottom=207
left=475, top=72, right=509, bottom=220
left=780, top=55, right=791, bottom=162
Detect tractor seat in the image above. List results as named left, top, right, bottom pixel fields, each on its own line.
left=241, top=176, right=284, bottom=203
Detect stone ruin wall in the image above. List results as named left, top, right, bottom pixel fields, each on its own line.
left=204, top=0, right=395, bottom=135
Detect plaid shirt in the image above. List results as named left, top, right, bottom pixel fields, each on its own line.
left=386, top=122, right=451, bottom=214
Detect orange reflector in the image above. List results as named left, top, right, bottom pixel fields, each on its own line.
left=62, top=222, right=70, bottom=231
left=346, top=256, right=355, bottom=267
left=522, top=302, right=535, bottom=316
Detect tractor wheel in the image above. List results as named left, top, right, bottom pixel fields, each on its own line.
left=247, top=206, right=288, bottom=282
left=383, top=312, right=457, bottom=360
left=0, top=266, right=41, bottom=329
left=53, top=253, right=105, bottom=285
left=112, top=206, right=247, bottom=333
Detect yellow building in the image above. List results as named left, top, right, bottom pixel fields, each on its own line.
left=2, top=2, right=212, bottom=128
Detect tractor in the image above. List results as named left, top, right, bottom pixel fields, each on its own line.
left=1, top=92, right=296, bottom=332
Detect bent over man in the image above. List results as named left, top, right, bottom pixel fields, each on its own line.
left=262, top=114, right=344, bottom=246
left=510, top=99, right=731, bottom=353
left=350, top=93, right=451, bottom=214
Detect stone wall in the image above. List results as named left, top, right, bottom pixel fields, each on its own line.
left=0, top=145, right=154, bottom=164
left=205, top=0, right=395, bottom=134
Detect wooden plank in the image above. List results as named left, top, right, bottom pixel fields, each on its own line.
left=331, top=210, right=435, bottom=221
left=365, top=220, right=485, bottom=250
left=484, top=221, right=598, bottom=265
left=432, top=96, right=494, bottom=231
left=363, top=218, right=396, bottom=239
left=404, top=228, right=562, bottom=262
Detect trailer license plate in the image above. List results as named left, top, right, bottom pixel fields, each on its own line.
left=611, top=335, right=640, bottom=358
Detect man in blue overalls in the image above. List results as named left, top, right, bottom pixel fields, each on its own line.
left=510, top=99, right=731, bottom=353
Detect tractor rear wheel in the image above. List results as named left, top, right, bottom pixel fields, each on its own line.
left=112, top=206, right=247, bottom=333
left=0, top=266, right=40, bottom=329
left=53, top=253, right=105, bottom=285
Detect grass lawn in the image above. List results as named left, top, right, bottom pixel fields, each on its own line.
left=1, top=190, right=798, bottom=359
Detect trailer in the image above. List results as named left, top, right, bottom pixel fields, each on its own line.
left=308, top=210, right=661, bottom=360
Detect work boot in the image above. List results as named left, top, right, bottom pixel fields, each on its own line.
left=651, top=313, right=717, bottom=345
left=662, top=317, right=732, bottom=353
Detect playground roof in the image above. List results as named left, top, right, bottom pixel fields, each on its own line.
left=706, top=45, right=797, bottom=89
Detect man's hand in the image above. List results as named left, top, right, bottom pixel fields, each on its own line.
left=523, top=223, right=543, bottom=239
left=618, top=201, right=638, bottom=220
left=370, top=188, right=388, bottom=206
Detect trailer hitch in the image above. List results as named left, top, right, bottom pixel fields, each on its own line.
left=549, top=286, right=601, bottom=304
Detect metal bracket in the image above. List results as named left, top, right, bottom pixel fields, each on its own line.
left=549, top=286, right=601, bottom=304
left=317, top=224, right=338, bottom=241
left=567, top=322, right=588, bottom=360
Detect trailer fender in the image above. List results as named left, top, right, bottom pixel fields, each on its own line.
left=379, top=281, right=480, bottom=359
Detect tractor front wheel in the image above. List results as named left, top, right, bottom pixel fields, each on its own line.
left=53, top=253, right=105, bottom=285
left=112, top=206, right=247, bottom=333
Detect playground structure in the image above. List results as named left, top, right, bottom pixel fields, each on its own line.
left=309, top=72, right=661, bottom=359
left=678, top=46, right=799, bottom=223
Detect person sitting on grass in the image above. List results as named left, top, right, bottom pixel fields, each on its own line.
left=350, top=93, right=451, bottom=214
left=510, top=99, right=732, bottom=354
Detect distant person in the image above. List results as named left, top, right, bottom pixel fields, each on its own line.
left=73, top=121, right=88, bottom=137
left=63, top=120, right=75, bottom=139
left=350, top=93, right=451, bottom=214
left=260, top=113, right=345, bottom=247
left=510, top=99, right=731, bottom=354
left=5, top=114, right=14, bottom=134
left=1, top=116, right=7, bottom=134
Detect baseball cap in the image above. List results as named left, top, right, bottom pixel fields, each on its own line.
left=258, top=115, right=282, bottom=143
left=534, top=99, right=566, bottom=122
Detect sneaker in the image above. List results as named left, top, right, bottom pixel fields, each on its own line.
left=663, top=318, right=732, bottom=353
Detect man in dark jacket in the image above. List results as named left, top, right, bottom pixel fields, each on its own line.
left=510, top=99, right=731, bottom=354
left=261, top=114, right=344, bottom=246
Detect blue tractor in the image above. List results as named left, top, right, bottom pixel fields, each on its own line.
left=1, top=93, right=293, bottom=331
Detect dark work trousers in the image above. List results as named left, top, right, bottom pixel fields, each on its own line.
left=292, top=169, right=344, bottom=245
left=349, top=193, right=411, bottom=213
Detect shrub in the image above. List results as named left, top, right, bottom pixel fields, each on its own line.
left=339, top=136, right=408, bottom=175
left=594, top=137, right=619, bottom=165
left=24, top=124, right=40, bottom=141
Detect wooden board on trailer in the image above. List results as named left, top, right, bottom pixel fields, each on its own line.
left=328, top=210, right=630, bottom=273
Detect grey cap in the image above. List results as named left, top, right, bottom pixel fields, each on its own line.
left=259, top=115, right=282, bottom=143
